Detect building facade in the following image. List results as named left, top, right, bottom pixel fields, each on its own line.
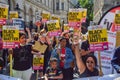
left=93, top=0, right=104, bottom=24
left=0, top=0, right=76, bottom=26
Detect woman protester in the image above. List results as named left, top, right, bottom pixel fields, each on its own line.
left=74, top=44, right=99, bottom=78
left=9, top=28, right=41, bottom=80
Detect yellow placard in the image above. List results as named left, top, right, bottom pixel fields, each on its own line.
left=64, top=24, right=69, bottom=31
left=47, top=20, right=60, bottom=31
left=88, top=29, right=108, bottom=43
left=114, top=13, right=120, bottom=25
left=42, top=11, right=50, bottom=20
left=0, top=3, right=9, bottom=19
left=51, top=15, right=60, bottom=22
left=68, top=12, right=82, bottom=22
left=33, top=55, right=44, bottom=70
left=2, top=25, right=19, bottom=42
left=68, top=8, right=87, bottom=22
left=10, top=11, right=18, bottom=19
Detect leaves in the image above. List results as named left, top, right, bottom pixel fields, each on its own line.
left=79, top=0, right=93, bottom=22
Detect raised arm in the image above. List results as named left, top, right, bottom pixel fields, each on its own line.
left=74, top=44, right=86, bottom=74
left=26, top=28, right=32, bottom=43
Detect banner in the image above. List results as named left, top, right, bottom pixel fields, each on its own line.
left=47, top=20, right=61, bottom=36
left=42, top=11, right=50, bottom=23
left=12, top=18, right=24, bottom=31
left=98, top=5, right=120, bottom=32
left=33, top=55, right=44, bottom=70
left=2, top=25, right=19, bottom=48
left=10, top=11, right=18, bottom=19
left=88, top=29, right=108, bottom=51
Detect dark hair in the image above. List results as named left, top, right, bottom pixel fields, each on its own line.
left=59, top=37, right=66, bottom=42
left=19, top=32, right=26, bottom=38
left=85, top=54, right=97, bottom=66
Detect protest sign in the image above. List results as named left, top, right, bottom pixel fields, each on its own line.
left=0, top=3, right=9, bottom=19
left=88, top=29, right=108, bottom=51
left=64, top=24, right=69, bottom=32
left=12, top=18, right=24, bottom=31
left=114, top=10, right=120, bottom=31
left=33, top=55, right=44, bottom=70
left=0, top=3, right=9, bottom=30
left=47, top=20, right=61, bottom=36
left=42, top=11, right=50, bottom=23
left=10, top=11, right=18, bottom=19
left=68, top=8, right=87, bottom=28
left=51, top=14, right=60, bottom=22
left=32, top=41, right=48, bottom=53
left=2, top=25, right=19, bottom=48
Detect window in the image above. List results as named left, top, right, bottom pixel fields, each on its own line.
left=56, top=2, right=59, bottom=10
left=61, top=2, right=64, bottom=10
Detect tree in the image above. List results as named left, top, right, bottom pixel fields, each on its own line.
left=78, top=0, right=93, bottom=24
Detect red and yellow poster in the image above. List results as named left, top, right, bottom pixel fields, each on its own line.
left=2, top=25, right=19, bottom=48
left=68, top=8, right=87, bottom=28
left=51, top=14, right=60, bottom=23
left=42, top=11, right=50, bottom=23
left=47, top=20, right=61, bottom=36
left=33, top=55, right=44, bottom=70
left=64, top=24, right=69, bottom=32
left=88, top=29, right=108, bottom=51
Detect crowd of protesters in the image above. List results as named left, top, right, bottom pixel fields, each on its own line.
left=0, top=23, right=101, bottom=80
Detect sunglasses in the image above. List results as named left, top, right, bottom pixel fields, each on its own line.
left=86, top=61, right=94, bottom=64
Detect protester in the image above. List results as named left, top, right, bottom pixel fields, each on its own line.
left=111, top=47, right=120, bottom=73
left=44, top=58, right=63, bottom=80
left=8, top=28, right=41, bottom=80
left=39, top=29, right=52, bottom=74
left=74, top=44, right=99, bottom=78
left=51, top=37, right=74, bottom=80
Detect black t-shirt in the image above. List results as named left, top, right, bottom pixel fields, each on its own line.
left=79, top=68, right=99, bottom=78
left=13, top=44, right=33, bottom=71
left=45, top=67, right=62, bottom=80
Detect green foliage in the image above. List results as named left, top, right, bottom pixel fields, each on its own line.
left=79, top=0, right=93, bottom=22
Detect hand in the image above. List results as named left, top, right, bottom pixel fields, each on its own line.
left=26, top=27, right=30, bottom=32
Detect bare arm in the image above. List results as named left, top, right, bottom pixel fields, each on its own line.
left=26, top=28, right=32, bottom=43
left=74, top=44, right=86, bottom=74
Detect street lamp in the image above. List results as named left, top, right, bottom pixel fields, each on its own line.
left=14, top=3, right=21, bottom=18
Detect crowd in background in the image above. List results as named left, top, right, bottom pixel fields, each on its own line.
left=0, top=23, right=100, bottom=80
